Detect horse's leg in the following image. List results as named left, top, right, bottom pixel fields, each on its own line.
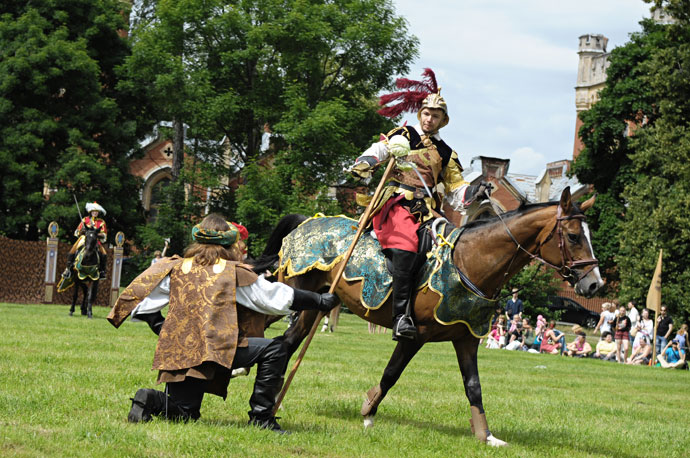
left=69, top=284, right=77, bottom=316
left=80, top=283, right=88, bottom=316
left=87, top=281, right=97, bottom=319
left=361, top=338, right=423, bottom=428
left=452, top=338, right=507, bottom=447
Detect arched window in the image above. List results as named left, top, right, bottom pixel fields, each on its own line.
left=148, top=177, right=171, bottom=223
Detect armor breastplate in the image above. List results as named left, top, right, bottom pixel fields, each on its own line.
left=389, top=139, right=443, bottom=190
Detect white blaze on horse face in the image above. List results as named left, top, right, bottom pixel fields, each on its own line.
left=574, top=222, right=604, bottom=295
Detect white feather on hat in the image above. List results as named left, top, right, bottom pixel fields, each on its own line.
left=85, top=201, right=106, bottom=215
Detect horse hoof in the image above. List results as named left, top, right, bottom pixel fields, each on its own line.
left=363, top=416, right=374, bottom=429
left=69, top=312, right=73, bottom=316
left=486, top=434, right=508, bottom=447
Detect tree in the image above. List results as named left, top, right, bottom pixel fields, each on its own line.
left=123, top=0, right=418, bottom=248
left=0, top=0, right=147, bottom=241
left=574, top=0, right=690, bottom=321
left=572, top=17, right=667, bottom=289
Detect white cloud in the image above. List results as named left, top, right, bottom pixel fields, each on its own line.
left=391, top=0, right=651, bottom=173
left=506, top=147, right=547, bottom=175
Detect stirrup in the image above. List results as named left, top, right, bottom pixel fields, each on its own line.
left=62, top=268, right=72, bottom=279
left=99, top=271, right=107, bottom=280
left=393, top=315, right=417, bottom=340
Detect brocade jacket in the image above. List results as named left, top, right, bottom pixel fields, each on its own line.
left=107, top=255, right=264, bottom=397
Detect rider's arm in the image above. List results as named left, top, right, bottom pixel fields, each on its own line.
left=74, top=218, right=86, bottom=237
left=443, top=152, right=474, bottom=211
left=350, top=127, right=410, bottom=179
left=130, top=275, right=170, bottom=335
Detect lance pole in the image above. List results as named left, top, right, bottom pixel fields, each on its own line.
left=273, top=157, right=397, bottom=414
left=73, top=193, right=83, bottom=220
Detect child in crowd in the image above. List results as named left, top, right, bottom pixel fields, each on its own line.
left=486, top=316, right=506, bottom=349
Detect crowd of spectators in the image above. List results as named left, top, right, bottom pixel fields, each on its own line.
left=483, top=296, right=688, bottom=370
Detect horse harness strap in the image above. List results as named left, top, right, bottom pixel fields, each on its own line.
left=486, top=191, right=598, bottom=288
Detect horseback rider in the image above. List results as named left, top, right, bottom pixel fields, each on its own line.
left=349, top=69, right=491, bottom=341
left=62, top=201, right=108, bottom=280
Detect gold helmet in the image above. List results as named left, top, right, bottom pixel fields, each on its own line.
left=417, top=90, right=449, bottom=130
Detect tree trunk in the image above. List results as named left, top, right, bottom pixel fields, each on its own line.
left=172, top=118, right=184, bottom=180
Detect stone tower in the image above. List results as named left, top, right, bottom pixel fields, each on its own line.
left=572, top=34, right=609, bottom=159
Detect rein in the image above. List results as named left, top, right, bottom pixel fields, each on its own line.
left=486, top=193, right=598, bottom=291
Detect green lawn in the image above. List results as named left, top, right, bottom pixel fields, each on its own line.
left=0, top=303, right=687, bottom=457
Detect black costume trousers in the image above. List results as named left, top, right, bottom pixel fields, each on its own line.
left=165, top=337, right=287, bottom=420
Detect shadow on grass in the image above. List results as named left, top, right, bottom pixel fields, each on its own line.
left=312, top=399, right=641, bottom=457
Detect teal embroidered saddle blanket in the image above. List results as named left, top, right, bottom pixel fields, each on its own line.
left=278, top=215, right=496, bottom=337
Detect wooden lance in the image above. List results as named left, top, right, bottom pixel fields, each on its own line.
left=272, top=157, right=397, bottom=414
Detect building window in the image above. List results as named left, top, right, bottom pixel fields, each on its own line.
left=148, top=177, right=171, bottom=223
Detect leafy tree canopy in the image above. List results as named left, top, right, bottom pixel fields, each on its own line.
left=0, top=0, right=146, bottom=241
left=123, top=0, right=418, bottom=251
left=574, top=0, right=690, bottom=322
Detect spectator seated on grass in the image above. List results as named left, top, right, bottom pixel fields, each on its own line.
left=486, top=316, right=506, bottom=349
left=626, top=335, right=652, bottom=366
left=657, top=339, right=687, bottom=369
left=505, top=315, right=524, bottom=350
left=594, top=331, right=617, bottom=361
left=566, top=331, right=592, bottom=357
left=540, top=321, right=565, bottom=355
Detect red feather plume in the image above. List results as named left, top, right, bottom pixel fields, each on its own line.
left=377, top=68, right=439, bottom=118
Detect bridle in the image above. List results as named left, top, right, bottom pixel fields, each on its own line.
left=491, top=197, right=599, bottom=288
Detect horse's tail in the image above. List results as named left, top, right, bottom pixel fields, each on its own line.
left=250, top=213, right=307, bottom=275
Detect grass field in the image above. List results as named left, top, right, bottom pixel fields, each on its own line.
left=0, top=302, right=687, bottom=457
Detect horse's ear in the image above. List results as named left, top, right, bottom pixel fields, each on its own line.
left=559, top=187, right=572, bottom=213
left=580, top=194, right=596, bottom=212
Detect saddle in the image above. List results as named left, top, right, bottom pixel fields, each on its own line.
left=278, top=215, right=497, bottom=337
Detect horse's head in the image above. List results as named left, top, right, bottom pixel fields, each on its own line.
left=83, top=226, right=101, bottom=252
left=537, top=187, right=604, bottom=297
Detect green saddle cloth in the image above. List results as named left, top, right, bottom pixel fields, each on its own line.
left=278, top=215, right=496, bottom=337
left=57, top=248, right=99, bottom=293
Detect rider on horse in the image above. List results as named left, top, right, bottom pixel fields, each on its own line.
left=62, top=201, right=108, bottom=280
left=349, top=69, right=491, bottom=341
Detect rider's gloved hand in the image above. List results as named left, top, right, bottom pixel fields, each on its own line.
left=290, top=288, right=339, bottom=312
left=466, top=181, right=493, bottom=202
left=317, top=293, right=339, bottom=312
left=348, top=161, right=373, bottom=181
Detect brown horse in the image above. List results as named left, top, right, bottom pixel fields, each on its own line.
left=276, top=187, right=603, bottom=446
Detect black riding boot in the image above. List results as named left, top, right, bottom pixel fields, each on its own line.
left=128, top=388, right=189, bottom=423
left=99, top=252, right=107, bottom=280
left=62, top=252, right=76, bottom=279
left=247, top=340, right=289, bottom=434
left=385, top=248, right=419, bottom=341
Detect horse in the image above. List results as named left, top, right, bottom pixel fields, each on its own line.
left=65, top=226, right=102, bottom=318
left=274, top=187, right=603, bottom=447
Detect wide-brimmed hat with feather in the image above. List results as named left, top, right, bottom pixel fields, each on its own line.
left=85, top=202, right=106, bottom=215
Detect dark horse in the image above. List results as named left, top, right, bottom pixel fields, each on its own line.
left=274, top=188, right=603, bottom=446
left=65, top=226, right=102, bottom=318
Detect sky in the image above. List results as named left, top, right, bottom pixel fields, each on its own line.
left=392, top=0, right=653, bottom=176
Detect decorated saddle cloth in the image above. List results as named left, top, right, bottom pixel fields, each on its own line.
left=278, top=215, right=496, bottom=337
left=56, top=247, right=100, bottom=292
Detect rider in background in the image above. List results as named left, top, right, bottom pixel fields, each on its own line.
left=348, top=69, right=490, bottom=341
left=62, top=201, right=108, bottom=280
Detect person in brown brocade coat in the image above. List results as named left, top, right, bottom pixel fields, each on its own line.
left=107, top=214, right=337, bottom=433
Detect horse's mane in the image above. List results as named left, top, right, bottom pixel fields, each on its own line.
left=250, top=214, right=308, bottom=275
left=460, top=200, right=582, bottom=233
